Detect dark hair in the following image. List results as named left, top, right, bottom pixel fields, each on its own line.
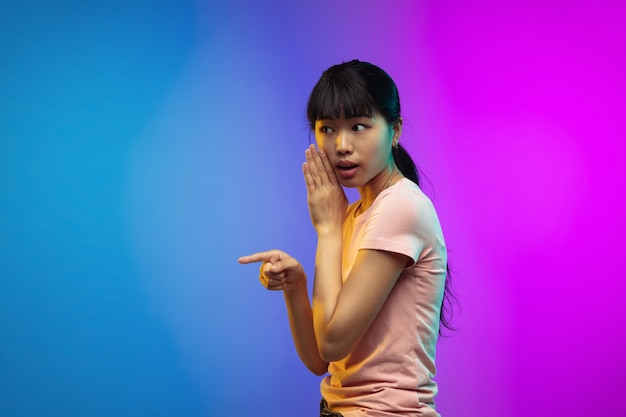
left=306, top=60, right=457, bottom=334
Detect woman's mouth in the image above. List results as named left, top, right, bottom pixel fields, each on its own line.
left=336, top=162, right=359, bottom=179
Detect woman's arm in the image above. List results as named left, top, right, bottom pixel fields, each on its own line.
left=313, top=240, right=408, bottom=362
left=238, top=250, right=328, bottom=375
left=283, top=280, right=329, bottom=375
left=303, top=145, right=410, bottom=362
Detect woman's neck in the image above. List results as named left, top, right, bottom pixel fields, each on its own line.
left=356, top=166, right=402, bottom=215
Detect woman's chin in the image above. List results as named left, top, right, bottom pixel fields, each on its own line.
left=337, top=177, right=362, bottom=188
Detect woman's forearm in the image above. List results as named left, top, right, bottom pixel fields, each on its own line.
left=283, top=282, right=328, bottom=376
left=312, top=230, right=345, bottom=361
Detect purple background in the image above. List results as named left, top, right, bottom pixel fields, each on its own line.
left=1, top=1, right=624, bottom=416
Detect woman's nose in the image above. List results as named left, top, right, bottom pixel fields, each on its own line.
left=336, top=130, right=352, bottom=154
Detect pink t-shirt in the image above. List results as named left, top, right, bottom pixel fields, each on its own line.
left=320, top=178, right=447, bottom=417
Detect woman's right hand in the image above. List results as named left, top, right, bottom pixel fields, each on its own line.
left=238, top=250, right=306, bottom=293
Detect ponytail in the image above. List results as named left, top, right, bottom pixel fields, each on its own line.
left=393, top=142, right=457, bottom=336
left=392, top=144, right=420, bottom=186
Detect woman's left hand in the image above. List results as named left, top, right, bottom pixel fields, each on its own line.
left=303, top=145, right=348, bottom=235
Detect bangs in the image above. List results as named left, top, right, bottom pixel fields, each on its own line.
left=306, top=67, right=377, bottom=127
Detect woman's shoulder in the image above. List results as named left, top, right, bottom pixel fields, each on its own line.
left=376, top=178, right=433, bottom=211
left=369, top=178, right=442, bottom=232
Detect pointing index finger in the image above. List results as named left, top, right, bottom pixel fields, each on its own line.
left=238, top=250, right=278, bottom=265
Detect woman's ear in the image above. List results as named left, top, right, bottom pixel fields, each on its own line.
left=391, top=117, right=403, bottom=147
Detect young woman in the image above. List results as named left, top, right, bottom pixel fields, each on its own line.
left=239, top=60, right=452, bottom=417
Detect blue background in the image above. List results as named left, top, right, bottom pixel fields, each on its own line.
left=1, top=1, right=625, bottom=416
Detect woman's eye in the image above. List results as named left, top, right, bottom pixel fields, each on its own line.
left=353, top=124, right=366, bottom=131
left=320, top=126, right=333, bottom=134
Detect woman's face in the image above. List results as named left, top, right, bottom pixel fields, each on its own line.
left=314, top=112, right=399, bottom=188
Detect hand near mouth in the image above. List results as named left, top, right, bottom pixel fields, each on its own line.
left=302, top=145, right=348, bottom=235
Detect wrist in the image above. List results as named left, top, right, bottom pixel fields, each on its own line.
left=315, top=226, right=343, bottom=239
left=283, top=277, right=308, bottom=298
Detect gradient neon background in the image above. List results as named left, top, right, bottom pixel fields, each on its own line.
left=1, top=1, right=624, bottom=416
